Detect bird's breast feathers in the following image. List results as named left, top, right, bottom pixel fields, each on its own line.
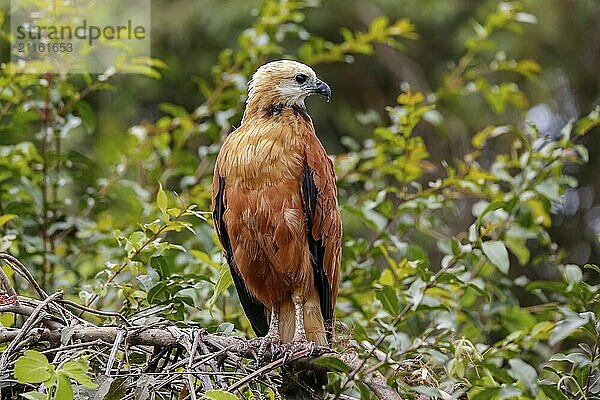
left=218, top=108, right=313, bottom=188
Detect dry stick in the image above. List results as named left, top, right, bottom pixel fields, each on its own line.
left=11, top=318, right=47, bottom=355
left=0, top=262, right=17, bottom=297
left=41, top=339, right=109, bottom=355
left=227, top=348, right=312, bottom=393
left=264, top=373, right=282, bottom=400
left=17, top=296, right=82, bottom=328
left=59, top=298, right=132, bottom=327
left=0, top=303, right=63, bottom=330
left=0, top=325, right=182, bottom=347
left=339, top=352, right=404, bottom=400
left=0, top=291, right=63, bottom=369
left=186, top=328, right=201, bottom=400
left=196, top=331, right=218, bottom=391
left=105, top=328, right=126, bottom=376
left=153, top=348, right=233, bottom=394
left=167, top=347, right=231, bottom=373
left=198, top=330, right=224, bottom=389
left=0, top=100, right=13, bottom=120
left=0, top=253, right=48, bottom=299
left=1, top=256, right=73, bottom=327
left=114, top=371, right=245, bottom=378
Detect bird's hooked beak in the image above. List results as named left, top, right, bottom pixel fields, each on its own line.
left=313, top=79, right=331, bottom=102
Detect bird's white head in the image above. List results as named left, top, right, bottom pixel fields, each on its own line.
left=246, top=60, right=331, bottom=109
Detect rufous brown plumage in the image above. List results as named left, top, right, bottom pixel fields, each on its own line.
left=211, top=60, right=341, bottom=353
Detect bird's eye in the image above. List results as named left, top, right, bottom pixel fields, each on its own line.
left=295, top=73, right=308, bottom=84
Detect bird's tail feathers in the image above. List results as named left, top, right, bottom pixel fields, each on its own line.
left=278, top=294, right=327, bottom=346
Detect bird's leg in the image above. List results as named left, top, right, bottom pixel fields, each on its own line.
left=292, top=296, right=308, bottom=344
left=282, top=293, right=311, bottom=364
left=255, top=307, right=281, bottom=362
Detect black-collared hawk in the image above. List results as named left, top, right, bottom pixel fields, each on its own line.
left=211, top=60, right=342, bottom=354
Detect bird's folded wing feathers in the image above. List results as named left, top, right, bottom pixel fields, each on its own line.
left=212, top=169, right=269, bottom=337
left=302, top=134, right=342, bottom=341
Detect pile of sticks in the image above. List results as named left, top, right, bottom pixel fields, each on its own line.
left=0, top=253, right=400, bottom=399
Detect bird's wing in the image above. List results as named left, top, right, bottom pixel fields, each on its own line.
left=302, top=133, right=342, bottom=341
left=212, top=165, right=269, bottom=337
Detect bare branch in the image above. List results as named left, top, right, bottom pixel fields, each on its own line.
left=0, top=291, right=63, bottom=369
left=0, top=262, right=16, bottom=297
left=0, top=253, right=48, bottom=300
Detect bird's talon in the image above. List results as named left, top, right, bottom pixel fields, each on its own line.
left=307, top=341, right=316, bottom=357
left=251, top=335, right=281, bottom=364
left=269, top=342, right=279, bottom=361
left=280, top=340, right=312, bottom=365
left=236, top=340, right=249, bottom=353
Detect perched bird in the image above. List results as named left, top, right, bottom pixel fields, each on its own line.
left=212, top=60, right=342, bottom=396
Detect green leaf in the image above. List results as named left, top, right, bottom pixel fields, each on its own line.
left=549, top=315, right=589, bottom=346
left=472, top=125, right=511, bottom=149
left=14, top=350, right=54, bottom=384
left=378, top=268, right=394, bottom=286
left=311, top=356, right=350, bottom=373
left=375, top=286, right=401, bottom=315
left=20, top=392, right=47, bottom=400
left=157, top=183, right=168, bottom=222
left=147, top=281, right=170, bottom=304
left=55, top=372, right=74, bottom=400
left=96, top=376, right=127, bottom=400
left=585, top=263, right=600, bottom=274
left=150, top=256, right=169, bottom=279
left=482, top=363, right=513, bottom=383
left=535, top=180, right=561, bottom=201
left=159, top=102, right=189, bottom=118
left=563, top=264, right=582, bottom=291
left=540, top=384, right=568, bottom=400
left=352, top=323, right=369, bottom=342
left=369, top=15, right=389, bottom=36
left=474, top=200, right=508, bottom=226
left=471, top=387, right=500, bottom=400
left=482, top=241, right=510, bottom=274
left=0, top=214, right=16, bottom=228
left=207, top=266, right=233, bottom=313
left=203, top=390, right=238, bottom=400
left=499, top=386, right=522, bottom=398
left=506, top=237, right=530, bottom=266
left=407, top=278, right=426, bottom=310
left=575, top=105, right=600, bottom=136
left=61, top=359, right=98, bottom=388
left=354, top=380, right=375, bottom=400
left=74, top=101, right=96, bottom=129
left=508, top=358, right=538, bottom=395
left=128, top=231, right=147, bottom=251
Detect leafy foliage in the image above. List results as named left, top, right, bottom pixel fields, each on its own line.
left=0, top=1, right=599, bottom=399
left=14, top=350, right=97, bottom=400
